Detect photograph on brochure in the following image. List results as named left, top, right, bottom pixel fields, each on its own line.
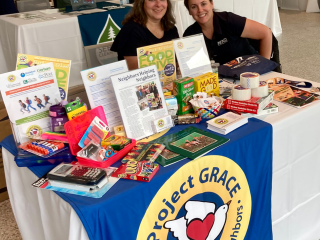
left=111, top=65, right=168, bottom=140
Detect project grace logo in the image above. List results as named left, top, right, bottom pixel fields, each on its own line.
left=136, top=156, right=252, bottom=240
left=7, top=75, right=16, bottom=82
left=214, top=118, right=228, bottom=125
left=26, top=125, right=42, bottom=137
left=87, top=71, right=97, bottom=81
left=157, top=119, right=165, bottom=128
left=177, top=42, right=183, bottom=49
left=19, top=55, right=28, bottom=63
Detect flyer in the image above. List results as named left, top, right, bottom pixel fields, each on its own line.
left=80, top=60, right=128, bottom=132
left=0, top=62, right=62, bottom=143
left=137, top=41, right=176, bottom=89
left=111, top=65, right=168, bottom=140
left=173, top=34, right=212, bottom=78
left=16, top=54, right=71, bottom=100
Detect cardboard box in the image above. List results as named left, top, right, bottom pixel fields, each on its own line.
left=0, top=101, right=11, bottom=202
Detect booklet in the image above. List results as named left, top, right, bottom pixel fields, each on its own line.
left=173, top=34, right=212, bottom=78
left=207, top=112, right=248, bottom=135
left=16, top=54, right=71, bottom=100
left=137, top=41, right=176, bottom=90
left=0, top=62, right=62, bottom=144
left=111, top=65, right=169, bottom=140
left=80, top=60, right=128, bottom=132
left=151, top=135, right=186, bottom=167
left=269, top=84, right=320, bottom=108
left=155, top=126, right=229, bottom=160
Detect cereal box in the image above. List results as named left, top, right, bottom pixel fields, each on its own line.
left=194, top=72, right=219, bottom=96
left=173, top=77, right=195, bottom=115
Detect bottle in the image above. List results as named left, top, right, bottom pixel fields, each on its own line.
left=210, top=60, right=220, bottom=74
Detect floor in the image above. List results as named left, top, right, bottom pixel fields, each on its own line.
left=0, top=9, right=320, bottom=240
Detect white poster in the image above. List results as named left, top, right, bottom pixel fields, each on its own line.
left=0, top=62, right=61, bottom=143
left=81, top=60, right=128, bottom=131
left=173, top=34, right=212, bottom=78
left=111, top=65, right=168, bottom=140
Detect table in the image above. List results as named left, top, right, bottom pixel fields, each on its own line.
left=2, top=71, right=320, bottom=240
left=306, top=0, right=320, bottom=12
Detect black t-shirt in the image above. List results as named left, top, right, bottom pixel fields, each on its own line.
left=183, top=12, right=257, bottom=65
left=111, top=21, right=179, bottom=61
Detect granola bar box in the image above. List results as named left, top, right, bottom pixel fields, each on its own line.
left=173, top=77, right=195, bottom=115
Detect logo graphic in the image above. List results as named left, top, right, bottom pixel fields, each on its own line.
left=177, top=42, right=183, bottom=49
left=26, top=125, right=42, bottom=137
left=97, top=15, right=121, bottom=44
left=214, top=118, right=228, bottom=125
left=7, top=75, right=16, bottom=82
left=87, top=71, right=96, bottom=81
left=139, top=48, right=145, bottom=55
left=158, top=119, right=165, bottom=128
left=21, top=73, right=26, bottom=77
left=137, top=156, right=252, bottom=240
left=19, top=55, right=28, bottom=63
left=217, top=38, right=228, bottom=46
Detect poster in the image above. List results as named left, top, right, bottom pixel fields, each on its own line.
left=16, top=54, right=71, bottom=100
left=111, top=65, right=168, bottom=140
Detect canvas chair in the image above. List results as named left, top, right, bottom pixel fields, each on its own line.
left=17, top=0, right=51, bottom=12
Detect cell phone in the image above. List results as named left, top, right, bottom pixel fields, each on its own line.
left=47, top=163, right=106, bottom=186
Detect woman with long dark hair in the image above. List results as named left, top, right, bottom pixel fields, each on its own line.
left=111, top=0, right=179, bottom=70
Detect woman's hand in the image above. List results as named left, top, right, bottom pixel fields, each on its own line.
left=124, top=56, right=139, bottom=70
left=241, top=19, right=272, bottom=59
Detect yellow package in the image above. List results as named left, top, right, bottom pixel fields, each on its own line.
left=66, top=105, right=87, bottom=120
left=194, top=72, right=219, bottom=96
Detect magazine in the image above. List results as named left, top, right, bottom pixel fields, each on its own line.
left=110, top=65, right=168, bottom=140
left=137, top=41, right=176, bottom=89
left=16, top=54, right=71, bottom=100
left=269, top=84, right=320, bottom=108
left=155, top=126, right=229, bottom=160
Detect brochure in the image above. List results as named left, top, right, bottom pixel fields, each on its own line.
left=0, top=63, right=62, bottom=144
left=80, top=60, right=128, bottom=132
left=235, top=103, right=279, bottom=118
left=269, top=84, right=320, bottom=108
left=16, top=54, right=71, bottom=100
left=137, top=41, right=176, bottom=89
left=173, top=34, right=212, bottom=78
left=156, top=126, right=229, bottom=159
left=207, top=112, right=248, bottom=135
left=111, top=65, right=169, bottom=140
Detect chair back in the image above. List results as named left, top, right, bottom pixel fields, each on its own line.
left=17, top=0, right=51, bottom=12
left=247, top=32, right=282, bottom=73
left=84, top=42, right=118, bottom=69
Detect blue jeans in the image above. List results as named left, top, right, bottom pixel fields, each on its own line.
left=37, top=103, right=45, bottom=109
left=26, top=104, right=36, bottom=111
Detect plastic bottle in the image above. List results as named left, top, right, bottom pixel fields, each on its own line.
left=210, top=60, right=220, bottom=74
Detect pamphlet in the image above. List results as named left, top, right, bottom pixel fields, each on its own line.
left=207, top=112, right=248, bottom=135
left=16, top=54, right=71, bottom=100
left=173, top=34, right=212, bottom=78
left=269, top=84, right=320, bottom=108
left=156, top=126, right=229, bottom=159
left=111, top=65, right=168, bottom=140
left=235, top=103, right=279, bottom=118
left=81, top=60, right=128, bottom=131
left=137, top=41, right=176, bottom=89
left=0, top=63, right=62, bottom=144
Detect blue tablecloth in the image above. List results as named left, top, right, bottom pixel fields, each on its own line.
left=77, top=2, right=132, bottom=46
left=1, top=118, right=273, bottom=240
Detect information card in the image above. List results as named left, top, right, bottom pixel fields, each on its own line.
left=111, top=65, right=168, bottom=140
left=173, top=34, right=212, bottom=78
left=81, top=60, right=128, bottom=131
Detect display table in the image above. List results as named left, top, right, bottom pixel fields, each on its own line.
left=2, top=72, right=320, bottom=240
